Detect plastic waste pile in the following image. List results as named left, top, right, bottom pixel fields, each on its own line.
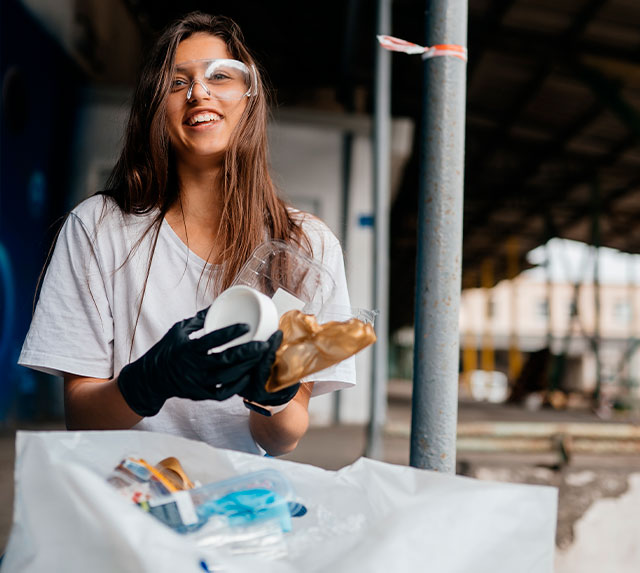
left=107, top=456, right=305, bottom=560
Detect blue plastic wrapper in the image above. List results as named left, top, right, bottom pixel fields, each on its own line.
left=147, top=469, right=294, bottom=535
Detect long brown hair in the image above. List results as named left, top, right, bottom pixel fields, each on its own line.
left=103, top=12, right=311, bottom=294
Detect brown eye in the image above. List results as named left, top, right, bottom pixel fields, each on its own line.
left=171, top=78, right=188, bottom=91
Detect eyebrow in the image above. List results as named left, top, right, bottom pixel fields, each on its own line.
left=173, top=60, right=210, bottom=72
left=174, top=63, right=199, bottom=71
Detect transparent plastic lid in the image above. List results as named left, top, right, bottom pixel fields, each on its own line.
left=232, top=240, right=337, bottom=316
left=305, top=303, right=379, bottom=326
left=188, top=469, right=294, bottom=508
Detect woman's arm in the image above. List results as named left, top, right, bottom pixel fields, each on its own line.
left=66, top=373, right=313, bottom=455
left=248, top=382, right=314, bottom=456
left=64, top=374, right=142, bottom=430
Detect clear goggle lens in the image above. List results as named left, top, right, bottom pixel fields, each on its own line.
left=171, top=59, right=256, bottom=101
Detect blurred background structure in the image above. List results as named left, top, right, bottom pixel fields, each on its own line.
left=1, top=1, right=640, bottom=569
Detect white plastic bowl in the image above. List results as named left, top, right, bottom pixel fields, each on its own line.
left=203, top=285, right=279, bottom=352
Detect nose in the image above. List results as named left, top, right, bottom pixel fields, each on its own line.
left=186, top=79, right=211, bottom=101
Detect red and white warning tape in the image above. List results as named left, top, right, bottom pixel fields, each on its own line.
left=377, top=35, right=468, bottom=62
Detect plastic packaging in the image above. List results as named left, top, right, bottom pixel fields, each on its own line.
left=233, top=240, right=378, bottom=326
left=107, top=459, right=299, bottom=560
left=194, top=517, right=288, bottom=561
left=145, top=469, right=296, bottom=560
left=146, top=469, right=294, bottom=533
left=4, top=430, right=559, bottom=573
left=107, top=456, right=176, bottom=504
left=268, top=309, right=378, bottom=390
left=232, top=240, right=337, bottom=317
left=307, top=303, right=378, bottom=327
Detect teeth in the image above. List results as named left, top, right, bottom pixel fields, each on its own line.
left=188, top=112, right=221, bottom=125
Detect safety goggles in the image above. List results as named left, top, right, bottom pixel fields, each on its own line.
left=171, top=58, right=257, bottom=101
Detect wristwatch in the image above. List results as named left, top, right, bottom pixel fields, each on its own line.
left=242, top=399, right=291, bottom=417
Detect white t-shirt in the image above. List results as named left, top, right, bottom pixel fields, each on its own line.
left=19, top=194, right=355, bottom=453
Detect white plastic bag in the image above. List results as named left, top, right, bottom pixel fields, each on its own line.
left=2, top=430, right=557, bottom=572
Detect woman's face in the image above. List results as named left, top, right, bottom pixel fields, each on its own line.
left=166, top=33, right=249, bottom=168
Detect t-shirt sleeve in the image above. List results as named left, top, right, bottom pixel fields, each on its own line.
left=18, top=212, right=114, bottom=379
left=301, top=220, right=357, bottom=396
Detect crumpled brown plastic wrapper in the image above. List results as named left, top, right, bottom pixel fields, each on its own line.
left=266, top=310, right=377, bottom=392
left=155, top=457, right=195, bottom=490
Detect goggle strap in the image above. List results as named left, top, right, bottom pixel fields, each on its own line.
left=250, top=65, right=258, bottom=97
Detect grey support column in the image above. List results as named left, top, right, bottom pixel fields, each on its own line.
left=410, top=0, right=468, bottom=473
left=366, top=0, right=392, bottom=460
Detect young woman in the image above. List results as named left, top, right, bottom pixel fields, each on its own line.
left=18, top=13, right=355, bottom=456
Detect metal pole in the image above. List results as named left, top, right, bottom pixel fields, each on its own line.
left=507, top=237, right=523, bottom=382
left=593, top=242, right=603, bottom=406
left=333, top=132, right=353, bottom=425
left=545, top=241, right=554, bottom=350
left=366, top=0, right=392, bottom=460
left=481, top=258, right=495, bottom=374
left=410, top=0, right=468, bottom=473
left=334, top=0, right=361, bottom=425
left=591, top=178, right=603, bottom=407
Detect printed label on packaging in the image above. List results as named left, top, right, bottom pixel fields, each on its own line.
left=149, top=491, right=198, bottom=528
left=271, top=288, right=305, bottom=317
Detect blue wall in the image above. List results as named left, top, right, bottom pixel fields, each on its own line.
left=1, top=0, right=85, bottom=422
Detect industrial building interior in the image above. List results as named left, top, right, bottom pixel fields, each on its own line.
left=3, top=0, right=639, bottom=414
left=1, top=0, right=640, bottom=565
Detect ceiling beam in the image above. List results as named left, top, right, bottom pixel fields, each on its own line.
left=464, top=101, right=605, bottom=222
left=573, top=61, right=640, bottom=142
left=467, top=0, right=517, bottom=84
left=463, top=133, right=638, bottom=273
left=465, top=0, right=611, bottom=192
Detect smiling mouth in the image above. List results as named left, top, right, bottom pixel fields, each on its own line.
left=186, top=112, right=222, bottom=126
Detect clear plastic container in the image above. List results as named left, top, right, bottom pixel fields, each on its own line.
left=147, top=469, right=294, bottom=534
left=232, top=240, right=337, bottom=316
left=233, top=240, right=378, bottom=325
left=306, top=303, right=378, bottom=326
left=190, top=469, right=294, bottom=532
left=233, top=240, right=378, bottom=380
left=194, top=517, right=288, bottom=561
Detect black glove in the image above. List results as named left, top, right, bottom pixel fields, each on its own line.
left=240, top=330, right=301, bottom=416
left=118, top=309, right=271, bottom=417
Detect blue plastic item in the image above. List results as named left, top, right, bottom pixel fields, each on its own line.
left=147, top=469, right=297, bottom=534
left=197, top=488, right=292, bottom=532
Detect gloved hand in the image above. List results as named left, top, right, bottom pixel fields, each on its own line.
left=118, top=308, right=271, bottom=417
left=240, top=330, right=301, bottom=416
